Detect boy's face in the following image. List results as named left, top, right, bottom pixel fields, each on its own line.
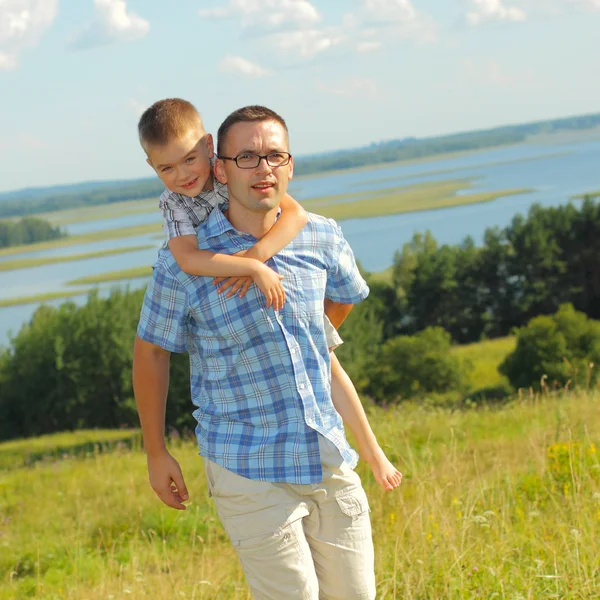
left=146, top=127, right=214, bottom=197
left=215, top=119, right=293, bottom=214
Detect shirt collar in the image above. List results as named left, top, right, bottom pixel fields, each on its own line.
left=203, top=205, right=282, bottom=241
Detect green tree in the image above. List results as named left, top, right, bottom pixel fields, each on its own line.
left=500, top=304, right=600, bottom=391
left=368, top=327, right=471, bottom=403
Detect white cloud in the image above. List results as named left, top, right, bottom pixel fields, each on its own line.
left=363, top=0, right=417, bottom=22
left=356, top=41, right=382, bottom=53
left=466, top=0, right=527, bottom=25
left=566, top=0, right=600, bottom=9
left=317, top=77, right=382, bottom=101
left=220, top=55, right=270, bottom=77
left=200, top=0, right=321, bottom=28
left=356, top=0, right=437, bottom=44
left=69, top=0, right=150, bottom=50
left=0, top=0, right=58, bottom=70
left=272, top=28, right=344, bottom=59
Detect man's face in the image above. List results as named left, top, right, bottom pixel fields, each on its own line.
left=215, top=120, right=294, bottom=214
left=146, top=127, right=214, bottom=197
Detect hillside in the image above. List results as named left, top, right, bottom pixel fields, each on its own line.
left=1, top=391, right=598, bottom=598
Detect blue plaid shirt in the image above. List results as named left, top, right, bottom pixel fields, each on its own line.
left=137, top=208, right=369, bottom=484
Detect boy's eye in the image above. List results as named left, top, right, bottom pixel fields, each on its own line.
left=162, top=166, right=172, bottom=173
left=186, top=156, right=196, bottom=163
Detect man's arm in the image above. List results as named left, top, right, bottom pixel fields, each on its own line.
left=133, top=335, right=189, bottom=510
left=324, top=298, right=353, bottom=329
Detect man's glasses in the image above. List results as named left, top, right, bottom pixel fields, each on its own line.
left=217, top=152, right=292, bottom=169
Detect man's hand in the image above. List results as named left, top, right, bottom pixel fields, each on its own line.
left=213, top=262, right=285, bottom=310
left=147, top=450, right=189, bottom=510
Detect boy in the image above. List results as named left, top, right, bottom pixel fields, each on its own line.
left=138, top=98, right=401, bottom=491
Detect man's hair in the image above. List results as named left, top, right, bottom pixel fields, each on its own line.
left=138, top=98, right=204, bottom=153
left=217, top=105, right=289, bottom=155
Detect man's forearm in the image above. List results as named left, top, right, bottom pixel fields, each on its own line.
left=324, top=299, right=354, bottom=329
left=132, top=336, right=171, bottom=457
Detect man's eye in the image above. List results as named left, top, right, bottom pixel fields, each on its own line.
left=270, top=153, right=284, bottom=159
left=238, top=154, right=253, bottom=160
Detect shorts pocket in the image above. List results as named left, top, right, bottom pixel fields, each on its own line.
left=223, top=509, right=292, bottom=549
left=335, top=485, right=370, bottom=519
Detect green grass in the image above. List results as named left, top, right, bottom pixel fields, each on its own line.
left=0, top=429, right=141, bottom=471
left=67, top=266, right=152, bottom=286
left=0, top=289, right=99, bottom=308
left=0, top=245, right=154, bottom=273
left=0, top=178, right=532, bottom=261
left=303, top=178, right=533, bottom=221
left=571, top=190, right=600, bottom=200
left=36, top=198, right=157, bottom=226
left=0, top=222, right=163, bottom=258
left=1, top=391, right=599, bottom=598
left=452, top=336, right=517, bottom=390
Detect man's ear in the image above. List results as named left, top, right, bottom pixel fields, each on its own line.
left=288, top=155, right=294, bottom=181
left=204, top=134, right=214, bottom=159
left=214, top=158, right=227, bottom=184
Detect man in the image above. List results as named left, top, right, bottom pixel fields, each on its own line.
left=133, top=105, right=376, bottom=600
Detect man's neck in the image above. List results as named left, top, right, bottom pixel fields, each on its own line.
left=225, top=202, right=279, bottom=239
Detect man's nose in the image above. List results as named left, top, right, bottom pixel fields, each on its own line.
left=254, top=157, right=272, bottom=175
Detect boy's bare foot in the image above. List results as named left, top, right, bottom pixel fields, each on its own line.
left=365, top=446, right=402, bottom=492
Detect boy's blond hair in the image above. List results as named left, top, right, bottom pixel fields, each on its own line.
left=138, top=98, right=205, bottom=154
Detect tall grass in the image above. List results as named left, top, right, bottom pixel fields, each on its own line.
left=1, top=391, right=599, bottom=599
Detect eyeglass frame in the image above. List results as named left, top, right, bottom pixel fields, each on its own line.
left=217, top=152, right=293, bottom=169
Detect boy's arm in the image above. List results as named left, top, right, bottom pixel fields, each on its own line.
left=329, top=352, right=380, bottom=462
left=244, top=193, right=308, bottom=262
left=133, top=336, right=189, bottom=510
left=212, top=193, right=307, bottom=298
left=324, top=298, right=353, bottom=329
left=169, top=236, right=285, bottom=310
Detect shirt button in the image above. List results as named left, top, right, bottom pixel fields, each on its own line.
left=299, top=383, right=305, bottom=390
left=291, top=348, right=297, bottom=354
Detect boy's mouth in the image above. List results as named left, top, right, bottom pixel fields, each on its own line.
left=181, top=177, right=199, bottom=190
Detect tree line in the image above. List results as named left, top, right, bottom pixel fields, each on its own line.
left=0, top=217, right=65, bottom=248
left=1, top=197, right=599, bottom=440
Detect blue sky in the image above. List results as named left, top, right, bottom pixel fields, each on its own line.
left=0, top=0, right=598, bottom=193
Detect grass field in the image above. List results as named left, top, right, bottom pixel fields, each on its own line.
left=0, top=289, right=97, bottom=308
left=0, top=222, right=163, bottom=258
left=1, top=391, right=599, bottom=599
left=67, top=266, right=152, bottom=286
left=0, top=245, right=154, bottom=273
left=453, top=336, right=516, bottom=390
left=2, top=177, right=532, bottom=261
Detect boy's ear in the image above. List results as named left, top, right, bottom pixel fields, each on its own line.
left=204, top=134, right=214, bottom=159
left=214, top=158, right=227, bottom=185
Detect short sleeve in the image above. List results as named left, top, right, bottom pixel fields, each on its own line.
left=325, top=221, right=369, bottom=304
left=137, top=262, right=189, bottom=353
left=160, top=190, right=198, bottom=239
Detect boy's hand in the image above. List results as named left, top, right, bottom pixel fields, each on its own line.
left=213, top=262, right=285, bottom=310
left=147, top=450, right=189, bottom=510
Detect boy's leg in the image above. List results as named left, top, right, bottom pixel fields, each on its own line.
left=303, top=437, right=376, bottom=600
left=204, top=459, right=319, bottom=600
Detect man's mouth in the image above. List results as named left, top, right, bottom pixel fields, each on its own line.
left=181, top=177, right=199, bottom=190
left=251, top=181, right=275, bottom=191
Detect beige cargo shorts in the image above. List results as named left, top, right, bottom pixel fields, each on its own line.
left=204, top=435, right=376, bottom=600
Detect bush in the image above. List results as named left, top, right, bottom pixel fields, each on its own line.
left=500, top=303, right=600, bottom=391
left=367, top=327, right=472, bottom=403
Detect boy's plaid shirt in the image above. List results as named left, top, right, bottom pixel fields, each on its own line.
left=137, top=209, right=369, bottom=484
left=159, top=178, right=228, bottom=240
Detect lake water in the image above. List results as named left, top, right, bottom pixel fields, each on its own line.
left=1, top=135, right=599, bottom=347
